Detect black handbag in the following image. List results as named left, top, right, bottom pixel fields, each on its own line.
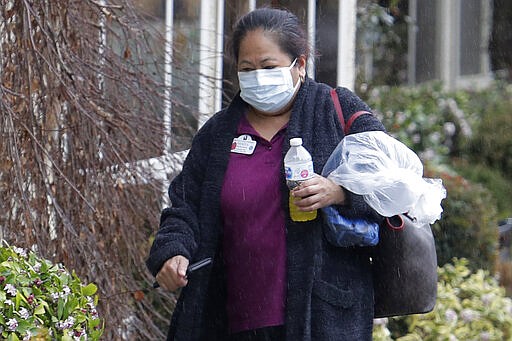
left=330, top=89, right=438, bottom=318
left=372, top=214, right=437, bottom=318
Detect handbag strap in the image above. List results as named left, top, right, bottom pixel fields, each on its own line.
left=330, top=88, right=373, bottom=135
left=330, top=89, right=406, bottom=230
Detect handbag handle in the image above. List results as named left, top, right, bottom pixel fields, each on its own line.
left=330, top=88, right=373, bottom=135
left=330, top=89, right=408, bottom=231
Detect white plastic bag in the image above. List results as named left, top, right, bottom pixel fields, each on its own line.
left=322, top=131, right=446, bottom=224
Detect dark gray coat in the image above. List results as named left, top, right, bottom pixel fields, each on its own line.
left=146, top=78, right=385, bottom=340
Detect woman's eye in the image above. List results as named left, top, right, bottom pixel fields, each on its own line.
left=238, top=65, right=277, bottom=72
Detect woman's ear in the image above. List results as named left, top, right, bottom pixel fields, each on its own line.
left=297, top=55, right=307, bottom=80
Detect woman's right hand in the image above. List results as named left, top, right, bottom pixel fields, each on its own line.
left=155, top=255, right=189, bottom=291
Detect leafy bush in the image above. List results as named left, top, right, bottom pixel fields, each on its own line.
left=373, top=258, right=512, bottom=340
left=452, top=160, right=512, bottom=219
left=427, top=166, right=499, bottom=272
left=364, top=82, right=478, bottom=164
left=464, top=82, right=512, bottom=180
left=0, top=241, right=103, bottom=340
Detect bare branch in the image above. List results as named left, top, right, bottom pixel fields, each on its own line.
left=1, top=0, right=197, bottom=337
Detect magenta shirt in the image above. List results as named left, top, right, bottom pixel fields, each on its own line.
left=220, top=115, right=287, bottom=333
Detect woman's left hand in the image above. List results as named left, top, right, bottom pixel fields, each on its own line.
left=291, top=174, right=346, bottom=211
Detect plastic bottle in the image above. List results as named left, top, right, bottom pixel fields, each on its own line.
left=284, top=138, right=317, bottom=222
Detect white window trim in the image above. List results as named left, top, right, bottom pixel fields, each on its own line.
left=438, top=0, right=459, bottom=90
left=407, top=0, right=417, bottom=86
left=307, top=0, right=316, bottom=78
left=164, top=0, right=174, bottom=155
left=198, top=0, right=224, bottom=128
left=248, top=0, right=256, bottom=11
left=337, top=0, right=357, bottom=90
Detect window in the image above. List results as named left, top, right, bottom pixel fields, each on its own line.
left=413, top=0, right=438, bottom=83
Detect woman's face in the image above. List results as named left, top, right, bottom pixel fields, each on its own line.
left=237, top=29, right=306, bottom=115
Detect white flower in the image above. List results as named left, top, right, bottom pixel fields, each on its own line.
left=56, top=316, right=76, bottom=330
left=430, top=131, right=441, bottom=143
left=19, top=307, right=30, bottom=319
left=445, top=308, right=458, bottom=323
left=395, top=111, right=406, bottom=124
left=412, top=133, right=421, bottom=144
left=22, top=331, right=32, bottom=341
left=33, top=262, right=42, bottom=272
left=420, top=148, right=436, bottom=161
left=506, top=300, right=512, bottom=314
left=7, top=318, right=18, bottom=331
left=87, top=296, right=97, bottom=311
left=13, top=246, right=27, bottom=258
left=460, top=308, right=478, bottom=322
left=443, top=122, right=456, bottom=136
left=62, top=285, right=71, bottom=298
left=445, top=98, right=472, bottom=137
left=65, top=316, right=75, bottom=326
left=4, top=283, right=17, bottom=296
left=407, top=122, right=418, bottom=134
left=480, top=331, right=491, bottom=341
left=481, top=293, right=496, bottom=306
left=4, top=299, right=14, bottom=306
left=51, top=292, right=60, bottom=302
left=91, top=308, right=99, bottom=319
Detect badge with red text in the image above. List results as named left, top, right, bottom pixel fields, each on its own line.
left=231, top=134, right=256, bottom=155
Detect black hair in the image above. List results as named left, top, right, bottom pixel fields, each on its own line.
left=230, top=8, right=310, bottom=63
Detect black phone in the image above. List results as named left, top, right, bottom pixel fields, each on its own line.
left=153, top=257, right=213, bottom=289
left=186, top=257, right=213, bottom=276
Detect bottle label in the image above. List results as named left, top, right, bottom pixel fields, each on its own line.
left=285, top=162, right=314, bottom=182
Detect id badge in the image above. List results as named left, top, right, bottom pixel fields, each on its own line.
left=231, top=134, right=256, bottom=155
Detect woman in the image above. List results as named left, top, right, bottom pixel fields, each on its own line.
left=146, top=7, right=385, bottom=341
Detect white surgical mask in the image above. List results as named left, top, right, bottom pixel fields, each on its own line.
left=238, top=59, right=300, bottom=113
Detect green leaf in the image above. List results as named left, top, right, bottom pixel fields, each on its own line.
left=14, top=292, right=21, bottom=309
left=57, top=298, right=64, bottom=320
left=81, top=283, right=98, bottom=296
left=7, top=333, right=20, bottom=341
left=34, top=304, right=45, bottom=315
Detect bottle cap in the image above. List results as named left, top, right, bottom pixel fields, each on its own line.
left=290, top=138, right=303, bottom=146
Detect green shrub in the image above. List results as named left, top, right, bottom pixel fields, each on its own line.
left=453, top=160, right=512, bottom=219
left=0, top=241, right=104, bottom=340
left=464, top=82, right=512, bottom=180
left=373, top=258, right=512, bottom=341
left=427, top=166, right=499, bottom=272
left=364, top=82, right=478, bottom=164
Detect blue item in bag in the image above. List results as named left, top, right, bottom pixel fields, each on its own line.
left=321, top=206, right=379, bottom=247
